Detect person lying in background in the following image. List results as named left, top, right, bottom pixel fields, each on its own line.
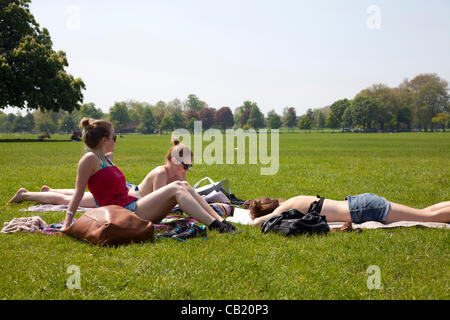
left=248, top=193, right=450, bottom=226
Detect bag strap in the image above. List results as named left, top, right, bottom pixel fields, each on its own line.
left=307, top=195, right=325, bottom=214
left=217, top=179, right=231, bottom=195
left=193, top=177, right=215, bottom=189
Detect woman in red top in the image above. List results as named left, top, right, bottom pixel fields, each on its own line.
left=59, top=118, right=235, bottom=233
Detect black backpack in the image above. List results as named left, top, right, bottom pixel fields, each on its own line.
left=261, top=196, right=330, bottom=236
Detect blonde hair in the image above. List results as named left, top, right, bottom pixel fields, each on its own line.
left=80, top=117, right=113, bottom=149
left=165, top=136, right=193, bottom=164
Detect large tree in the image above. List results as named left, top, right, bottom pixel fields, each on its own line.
left=109, top=102, right=131, bottom=130
left=432, top=112, right=449, bottom=132
left=266, top=109, right=282, bottom=129
left=160, top=114, right=175, bottom=132
left=315, top=110, right=326, bottom=130
left=234, top=101, right=256, bottom=128
left=198, top=107, right=216, bottom=130
left=247, top=104, right=265, bottom=129
left=79, top=103, right=104, bottom=120
left=214, top=106, right=234, bottom=130
left=328, top=98, right=350, bottom=129
left=326, top=110, right=340, bottom=130
left=0, top=0, right=85, bottom=112
left=184, top=94, right=206, bottom=112
left=283, top=107, right=297, bottom=130
left=136, top=106, right=156, bottom=134
left=414, top=79, right=449, bottom=131
left=402, top=73, right=449, bottom=131
left=298, top=115, right=312, bottom=132
left=58, top=114, right=76, bottom=133
left=351, top=95, right=380, bottom=131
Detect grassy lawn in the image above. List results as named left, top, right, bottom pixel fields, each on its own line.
left=0, top=132, right=449, bottom=299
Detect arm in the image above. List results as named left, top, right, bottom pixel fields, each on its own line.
left=153, top=169, right=169, bottom=191
left=62, top=155, right=97, bottom=230
left=251, top=204, right=289, bottom=227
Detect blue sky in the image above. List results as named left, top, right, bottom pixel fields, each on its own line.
left=16, top=0, right=450, bottom=115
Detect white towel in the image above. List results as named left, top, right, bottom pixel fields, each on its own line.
left=226, top=208, right=253, bottom=225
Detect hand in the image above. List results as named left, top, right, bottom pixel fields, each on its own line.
left=60, top=222, right=70, bottom=232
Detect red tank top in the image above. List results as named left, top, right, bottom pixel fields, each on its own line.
left=87, top=166, right=138, bottom=207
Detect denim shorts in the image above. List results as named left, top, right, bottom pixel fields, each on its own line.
left=345, top=193, right=390, bottom=223
left=124, top=200, right=138, bottom=212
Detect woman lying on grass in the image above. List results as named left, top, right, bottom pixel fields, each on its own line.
left=248, top=194, right=450, bottom=226
left=8, top=137, right=192, bottom=208
left=11, top=118, right=237, bottom=233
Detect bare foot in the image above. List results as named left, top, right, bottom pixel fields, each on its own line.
left=40, top=185, right=51, bottom=192
left=7, top=188, right=28, bottom=204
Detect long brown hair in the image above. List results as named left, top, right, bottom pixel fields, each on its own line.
left=245, top=197, right=283, bottom=219
left=165, top=136, right=193, bottom=164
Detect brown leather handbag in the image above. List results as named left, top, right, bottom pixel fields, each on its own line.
left=64, top=205, right=154, bottom=246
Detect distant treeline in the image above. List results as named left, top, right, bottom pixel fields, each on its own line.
left=1, top=73, right=448, bottom=134
left=301, top=73, right=449, bottom=132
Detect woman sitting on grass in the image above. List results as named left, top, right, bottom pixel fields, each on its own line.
left=248, top=194, right=450, bottom=226
left=10, top=118, right=236, bottom=233
left=9, top=137, right=193, bottom=208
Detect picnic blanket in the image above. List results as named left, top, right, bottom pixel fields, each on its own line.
left=1, top=216, right=48, bottom=234
left=226, top=208, right=450, bottom=230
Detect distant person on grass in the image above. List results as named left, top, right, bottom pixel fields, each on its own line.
left=70, top=130, right=81, bottom=141
left=9, top=137, right=190, bottom=208
left=9, top=118, right=237, bottom=233
left=38, top=131, right=50, bottom=140
left=248, top=194, right=450, bottom=227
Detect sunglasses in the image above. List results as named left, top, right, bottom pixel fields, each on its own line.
left=181, top=161, right=193, bottom=170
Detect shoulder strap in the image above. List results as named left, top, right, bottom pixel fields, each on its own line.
left=105, top=154, right=114, bottom=166
left=96, top=154, right=113, bottom=169
left=307, top=195, right=325, bottom=214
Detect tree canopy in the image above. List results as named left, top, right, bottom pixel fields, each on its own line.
left=0, top=0, right=85, bottom=112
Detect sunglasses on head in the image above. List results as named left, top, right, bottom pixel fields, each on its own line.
left=181, top=161, right=193, bottom=170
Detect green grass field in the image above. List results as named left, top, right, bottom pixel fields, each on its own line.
left=0, top=132, right=449, bottom=299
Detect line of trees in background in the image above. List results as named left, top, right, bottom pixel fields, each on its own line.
left=299, top=73, right=450, bottom=133
left=1, top=73, right=449, bottom=134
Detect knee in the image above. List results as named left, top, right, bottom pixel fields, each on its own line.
left=168, top=181, right=186, bottom=194
left=180, top=181, right=191, bottom=190
left=57, top=195, right=72, bottom=205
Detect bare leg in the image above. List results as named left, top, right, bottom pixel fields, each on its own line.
left=180, top=181, right=224, bottom=222
left=134, top=181, right=215, bottom=225
left=136, top=172, right=153, bottom=198
left=41, top=185, right=76, bottom=196
left=385, top=202, right=450, bottom=223
left=423, top=201, right=450, bottom=212
left=8, top=188, right=97, bottom=207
